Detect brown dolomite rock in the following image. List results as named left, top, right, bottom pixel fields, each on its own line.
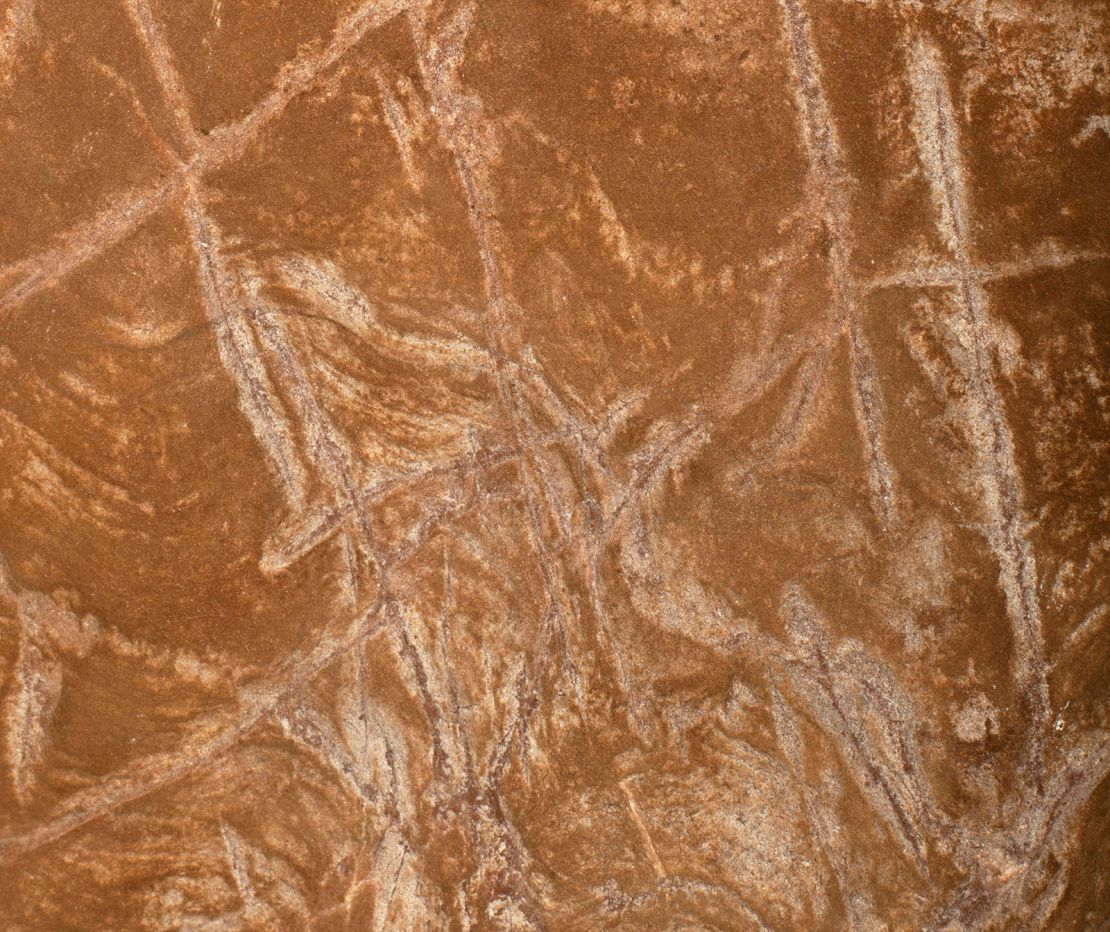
left=0, top=0, right=1108, bottom=928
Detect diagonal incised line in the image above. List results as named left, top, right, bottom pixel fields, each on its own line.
left=119, top=0, right=202, bottom=154
left=156, top=32, right=311, bottom=559
left=409, top=9, right=575, bottom=624
left=0, top=598, right=390, bottom=868
left=0, top=0, right=414, bottom=316
left=777, top=0, right=897, bottom=524
left=247, top=286, right=382, bottom=597
left=181, top=180, right=312, bottom=512
left=907, top=37, right=1050, bottom=787
left=0, top=468, right=500, bottom=868
left=128, top=0, right=384, bottom=594
left=408, top=6, right=607, bottom=791
left=0, top=177, right=187, bottom=315
left=263, top=420, right=594, bottom=575
left=0, top=0, right=469, bottom=872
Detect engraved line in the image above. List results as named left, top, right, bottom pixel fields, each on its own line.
left=864, top=247, right=1110, bottom=294
left=0, top=469, right=504, bottom=866
left=119, top=0, right=201, bottom=153
left=0, top=0, right=412, bottom=315
left=778, top=0, right=896, bottom=522
left=181, top=182, right=311, bottom=511
left=907, top=37, right=1050, bottom=786
left=410, top=6, right=578, bottom=680
left=248, top=286, right=381, bottom=596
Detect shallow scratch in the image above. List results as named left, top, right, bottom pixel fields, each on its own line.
left=907, top=36, right=1050, bottom=786
left=777, top=0, right=897, bottom=524
left=620, top=779, right=667, bottom=879
left=0, top=0, right=414, bottom=315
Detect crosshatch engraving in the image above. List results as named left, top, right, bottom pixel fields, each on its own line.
left=0, top=0, right=1107, bottom=927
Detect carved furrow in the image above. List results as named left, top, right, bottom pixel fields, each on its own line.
left=273, top=255, right=488, bottom=374
left=602, top=320, right=835, bottom=546
left=395, top=613, right=544, bottom=918
left=0, top=490, right=536, bottom=888
left=2, top=0, right=1105, bottom=923
left=0, top=0, right=413, bottom=314
left=261, top=422, right=585, bottom=574
left=1, top=558, right=94, bottom=809
left=3, top=636, right=62, bottom=808
left=1055, top=604, right=1108, bottom=669
left=729, top=348, right=830, bottom=492
left=928, top=734, right=1110, bottom=929
left=777, top=0, right=897, bottom=523
left=181, top=183, right=310, bottom=511
left=619, top=779, right=668, bottom=879
left=82, top=57, right=184, bottom=169
left=277, top=700, right=381, bottom=806
left=396, top=621, right=455, bottom=787
left=864, top=246, right=1110, bottom=294
left=362, top=829, right=415, bottom=930
left=217, top=0, right=413, bottom=156
left=247, top=285, right=380, bottom=596
left=374, top=68, right=425, bottom=192
left=0, top=175, right=186, bottom=315
left=906, top=37, right=1050, bottom=785
left=615, top=876, right=776, bottom=931
left=601, top=412, right=707, bottom=543
left=769, top=681, right=879, bottom=930
left=307, top=518, right=541, bottom=915
left=220, top=821, right=275, bottom=925
left=412, top=554, right=477, bottom=791
left=0, top=597, right=384, bottom=865
left=0, top=548, right=429, bottom=862
left=1027, top=733, right=1110, bottom=868
left=779, top=586, right=932, bottom=876
left=0, top=422, right=519, bottom=865
left=409, top=6, right=582, bottom=723
left=125, top=0, right=363, bottom=572
left=119, top=0, right=200, bottom=153
left=0, top=409, right=156, bottom=520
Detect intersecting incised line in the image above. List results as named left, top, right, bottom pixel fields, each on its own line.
left=410, top=5, right=582, bottom=705
left=0, top=173, right=614, bottom=875
left=0, top=449, right=516, bottom=867
left=144, top=18, right=497, bottom=889
left=123, top=0, right=401, bottom=605
left=864, top=246, right=1109, bottom=295
left=264, top=420, right=607, bottom=575
left=47, top=525, right=537, bottom=881
left=907, top=37, right=1050, bottom=792
left=102, top=6, right=549, bottom=908
left=0, top=603, right=391, bottom=868
left=0, top=0, right=428, bottom=867
left=778, top=0, right=897, bottom=524
left=401, top=24, right=652, bottom=889
left=0, top=0, right=412, bottom=316
left=598, top=316, right=839, bottom=550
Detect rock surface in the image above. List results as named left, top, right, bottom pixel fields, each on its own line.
left=0, top=0, right=1108, bottom=928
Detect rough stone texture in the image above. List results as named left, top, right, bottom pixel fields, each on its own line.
left=0, top=0, right=1108, bottom=928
